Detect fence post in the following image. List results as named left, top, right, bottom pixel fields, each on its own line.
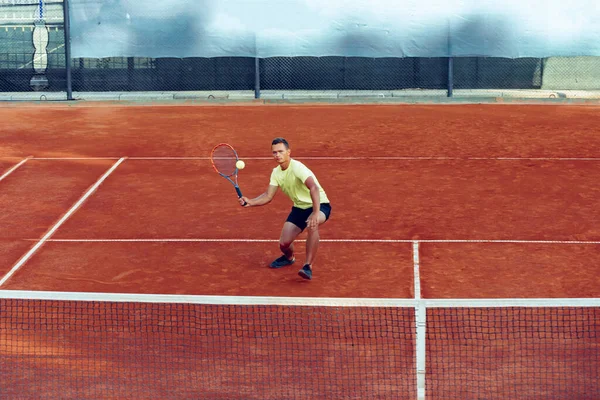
left=127, top=57, right=134, bottom=91
left=254, top=57, right=261, bottom=99
left=63, top=0, right=73, bottom=100
left=540, top=57, right=545, bottom=88
left=447, top=57, right=454, bottom=97
left=447, top=18, right=453, bottom=98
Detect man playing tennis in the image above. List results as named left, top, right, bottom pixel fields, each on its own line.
left=239, top=138, right=331, bottom=280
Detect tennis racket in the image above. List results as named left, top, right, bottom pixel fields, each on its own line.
left=210, top=143, right=247, bottom=206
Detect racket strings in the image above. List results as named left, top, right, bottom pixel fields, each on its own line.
left=211, top=145, right=237, bottom=176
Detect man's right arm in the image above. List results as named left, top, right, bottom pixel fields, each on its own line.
left=240, top=185, right=278, bottom=207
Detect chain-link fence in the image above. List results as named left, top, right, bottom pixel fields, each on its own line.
left=2, top=0, right=600, bottom=99
left=260, top=57, right=449, bottom=91
left=0, top=0, right=66, bottom=92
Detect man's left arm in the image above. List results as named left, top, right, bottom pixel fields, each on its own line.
left=305, top=176, right=321, bottom=229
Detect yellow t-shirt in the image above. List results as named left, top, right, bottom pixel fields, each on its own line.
left=269, top=159, right=329, bottom=209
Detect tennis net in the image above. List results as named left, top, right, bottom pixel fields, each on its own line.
left=0, top=291, right=416, bottom=400
left=0, top=291, right=598, bottom=399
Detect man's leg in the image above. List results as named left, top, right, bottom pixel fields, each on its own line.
left=270, top=222, right=302, bottom=268
left=304, top=211, right=327, bottom=267
left=280, top=222, right=302, bottom=259
left=298, top=211, right=327, bottom=279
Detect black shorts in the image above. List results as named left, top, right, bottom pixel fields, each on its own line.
left=286, top=203, right=332, bottom=231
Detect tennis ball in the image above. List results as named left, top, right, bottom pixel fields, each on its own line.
left=236, top=160, right=245, bottom=170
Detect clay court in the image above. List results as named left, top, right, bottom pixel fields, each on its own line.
left=1, top=103, right=599, bottom=399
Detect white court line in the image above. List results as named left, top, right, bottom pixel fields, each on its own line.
left=30, top=156, right=600, bottom=161
left=410, top=239, right=600, bottom=244
left=39, top=238, right=600, bottom=244
left=0, top=158, right=127, bottom=287
left=0, top=157, right=31, bottom=183
left=0, top=290, right=597, bottom=307
left=31, top=157, right=121, bottom=160
left=413, top=241, right=421, bottom=300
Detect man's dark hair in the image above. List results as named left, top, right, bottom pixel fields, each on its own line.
left=271, top=137, right=289, bottom=149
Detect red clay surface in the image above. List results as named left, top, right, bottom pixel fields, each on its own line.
left=53, top=159, right=292, bottom=239
left=0, top=241, right=34, bottom=276
left=1, top=104, right=599, bottom=400
left=1, top=241, right=413, bottom=298
left=0, top=158, right=23, bottom=175
left=0, top=159, right=116, bottom=239
left=1, top=104, right=600, bottom=159
left=46, top=159, right=600, bottom=241
left=420, top=243, right=600, bottom=298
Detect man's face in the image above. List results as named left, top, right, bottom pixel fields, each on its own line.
left=272, top=143, right=291, bottom=164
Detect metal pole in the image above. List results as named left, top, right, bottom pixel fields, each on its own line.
left=63, top=0, right=73, bottom=100
left=447, top=57, right=454, bottom=97
left=127, top=57, right=134, bottom=91
left=447, top=18, right=453, bottom=97
left=540, top=57, right=545, bottom=88
left=254, top=57, right=260, bottom=99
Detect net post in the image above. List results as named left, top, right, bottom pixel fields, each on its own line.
left=416, top=300, right=427, bottom=400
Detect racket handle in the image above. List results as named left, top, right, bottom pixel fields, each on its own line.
left=235, top=187, right=247, bottom=206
